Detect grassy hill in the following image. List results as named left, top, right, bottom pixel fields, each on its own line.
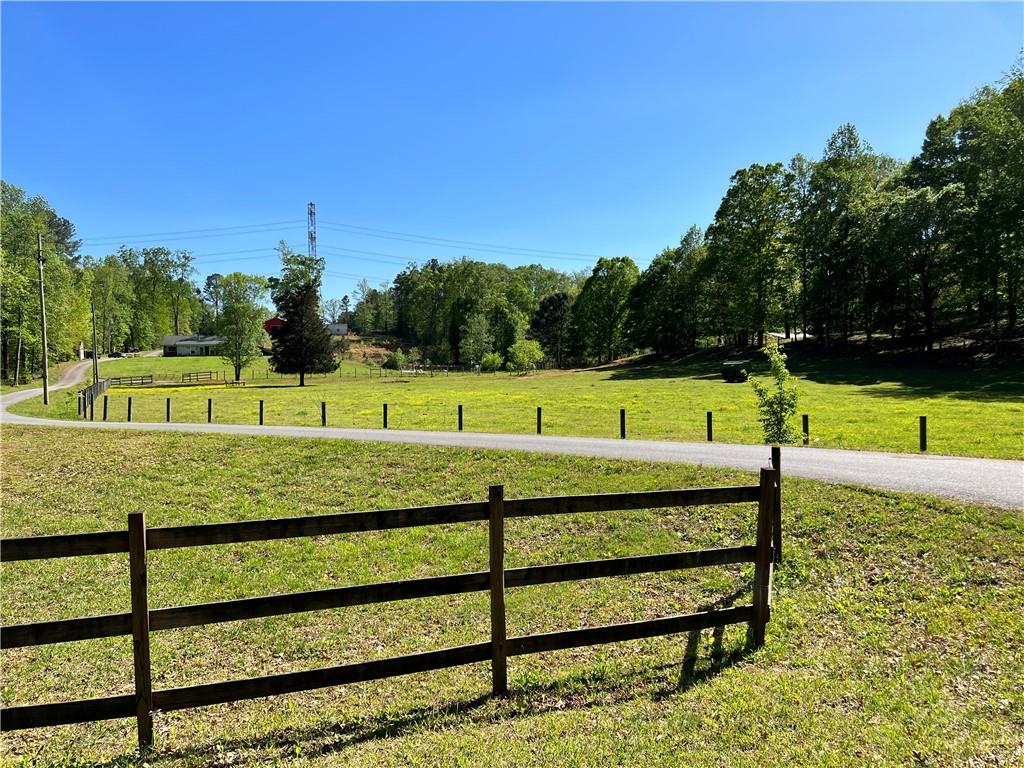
left=10, top=344, right=1023, bottom=458
left=2, top=426, right=1021, bottom=766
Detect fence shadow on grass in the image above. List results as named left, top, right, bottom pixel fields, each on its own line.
left=112, top=594, right=755, bottom=767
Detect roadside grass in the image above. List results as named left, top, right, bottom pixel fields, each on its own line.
left=10, top=348, right=1023, bottom=458
left=1, top=426, right=1021, bottom=766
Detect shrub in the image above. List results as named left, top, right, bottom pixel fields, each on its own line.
left=507, top=339, right=544, bottom=374
left=750, top=343, right=799, bottom=443
left=480, top=352, right=504, bottom=372
left=383, top=348, right=407, bottom=370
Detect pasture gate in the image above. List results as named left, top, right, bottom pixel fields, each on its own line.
left=0, top=452, right=782, bottom=750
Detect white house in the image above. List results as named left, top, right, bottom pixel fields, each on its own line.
left=327, top=322, right=349, bottom=336
left=162, top=335, right=225, bottom=357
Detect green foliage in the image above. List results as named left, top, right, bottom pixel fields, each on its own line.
left=217, top=273, right=268, bottom=381
left=382, top=347, right=407, bottom=370
left=572, top=256, right=639, bottom=363
left=530, top=291, right=574, bottom=367
left=750, top=343, right=799, bottom=443
left=269, top=281, right=338, bottom=386
left=459, top=312, right=493, bottom=365
left=480, top=351, right=504, bottom=372
left=506, top=339, right=544, bottom=374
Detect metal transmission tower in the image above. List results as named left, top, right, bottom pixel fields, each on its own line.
left=307, top=202, right=317, bottom=260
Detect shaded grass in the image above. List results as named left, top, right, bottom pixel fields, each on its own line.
left=11, top=350, right=1024, bottom=458
left=1, top=425, right=1022, bottom=766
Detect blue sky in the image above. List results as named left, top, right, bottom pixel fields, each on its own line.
left=3, top=1, right=1021, bottom=301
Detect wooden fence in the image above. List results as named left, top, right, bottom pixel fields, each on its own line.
left=180, top=371, right=221, bottom=383
left=109, top=375, right=153, bottom=386
left=0, top=458, right=782, bottom=750
left=77, top=378, right=110, bottom=419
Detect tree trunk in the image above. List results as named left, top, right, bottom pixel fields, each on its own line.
left=299, top=371, right=305, bottom=387
left=234, top=363, right=241, bottom=382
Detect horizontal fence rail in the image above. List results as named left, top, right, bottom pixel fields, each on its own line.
left=1, top=454, right=781, bottom=749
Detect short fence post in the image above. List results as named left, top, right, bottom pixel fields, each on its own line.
left=165, top=398, right=171, bottom=423
left=458, top=404, right=463, bottom=432
left=127, top=397, right=133, bottom=422
left=919, top=416, right=927, bottom=452
left=751, top=467, right=775, bottom=649
left=207, top=398, right=213, bottom=423
left=383, top=403, right=388, bottom=429
left=127, top=512, right=154, bottom=749
left=321, top=401, right=327, bottom=427
left=89, top=392, right=95, bottom=421
left=536, top=406, right=542, bottom=435
left=488, top=484, right=507, bottom=696
left=770, top=446, right=782, bottom=565
left=259, top=400, right=264, bottom=426
left=620, top=408, right=626, bottom=439
left=78, top=394, right=83, bottom=417
left=802, top=414, right=809, bottom=446
left=706, top=411, right=713, bottom=442
left=102, top=395, right=108, bottom=421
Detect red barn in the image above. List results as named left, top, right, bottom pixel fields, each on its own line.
left=264, top=316, right=284, bottom=334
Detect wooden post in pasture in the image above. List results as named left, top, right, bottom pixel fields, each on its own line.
left=102, top=395, right=108, bottom=421
left=207, top=398, right=213, bottom=423
left=77, top=394, right=83, bottom=417
left=751, top=467, right=775, bottom=649
left=259, top=400, right=264, bottom=426
left=165, top=398, right=171, bottom=423
left=127, top=512, right=154, bottom=749
left=458, top=404, right=464, bottom=432
left=802, top=414, right=809, bottom=445
left=919, top=416, right=927, bottom=452
left=620, top=408, right=626, bottom=439
left=706, top=411, right=713, bottom=442
left=127, top=397, right=133, bottom=422
left=382, top=403, right=388, bottom=429
left=488, top=484, right=508, bottom=696
left=89, top=392, right=95, bottom=421
left=321, top=401, right=327, bottom=427
left=770, top=446, right=782, bottom=565
left=536, top=406, right=542, bottom=435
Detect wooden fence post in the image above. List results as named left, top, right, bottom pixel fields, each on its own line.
left=127, top=397, right=133, bottom=422
left=321, top=401, right=327, bottom=427
left=207, top=398, right=213, bottom=423
left=751, top=467, right=775, bottom=648
left=488, top=484, right=507, bottom=696
left=620, top=408, right=626, bottom=439
left=536, top=406, right=542, bottom=435
left=919, top=416, right=927, bottom=452
left=78, top=394, right=83, bottom=417
left=458, top=404, right=463, bottom=432
left=706, top=411, right=713, bottom=442
left=89, top=392, right=95, bottom=421
left=165, top=398, right=171, bottom=423
left=383, top=403, right=388, bottom=429
left=128, top=512, right=154, bottom=749
left=770, top=446, right=782, bottom=565
left=802, top=414, right=809, bottom=445
left=103, top=395, right=108, bottom=421
left=259, top=400, right=264, bottom=426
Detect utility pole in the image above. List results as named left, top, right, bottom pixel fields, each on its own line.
left=37, top=232, right=50, bottom=405
left=307, top=202, right=317, bottom=261
left=91, top=295, right=100, bottom=384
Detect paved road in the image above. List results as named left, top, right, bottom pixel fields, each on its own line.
left=3, top=362, right=1021, bottom=509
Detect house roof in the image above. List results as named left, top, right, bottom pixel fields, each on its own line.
left=162, top=335, right=226, bottom=347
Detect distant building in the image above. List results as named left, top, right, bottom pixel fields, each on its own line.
left=327, top=322, right=348, bottom=336
left=162, top=335, right=225, bottom=357
left=264, top=316, right=285, bottom=334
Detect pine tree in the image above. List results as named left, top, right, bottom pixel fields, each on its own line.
left=269, top=281, right=338, bottom=386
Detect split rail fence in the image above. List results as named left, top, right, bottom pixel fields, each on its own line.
left=0, top=453, right=782, bottom=750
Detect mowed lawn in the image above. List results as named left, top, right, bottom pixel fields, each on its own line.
left=11, top=347, right=1024, bottom=458
left=1, top=426, right=1021, bottom=767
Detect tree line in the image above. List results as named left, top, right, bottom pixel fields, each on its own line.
left=350, top=72, right=1022, bottom=367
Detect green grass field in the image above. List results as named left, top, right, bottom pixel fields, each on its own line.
left=11, top=347, right=1024, bottom=458
left=2, top=425, right=1022, bottom=766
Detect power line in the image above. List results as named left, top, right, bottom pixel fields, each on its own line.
left=318, top=221, right=603, bottom=262
left=79, top=219, right=306, bottom=244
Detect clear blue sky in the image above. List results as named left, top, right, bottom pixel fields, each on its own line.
left=3, top=1, right=1021, bottom=301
